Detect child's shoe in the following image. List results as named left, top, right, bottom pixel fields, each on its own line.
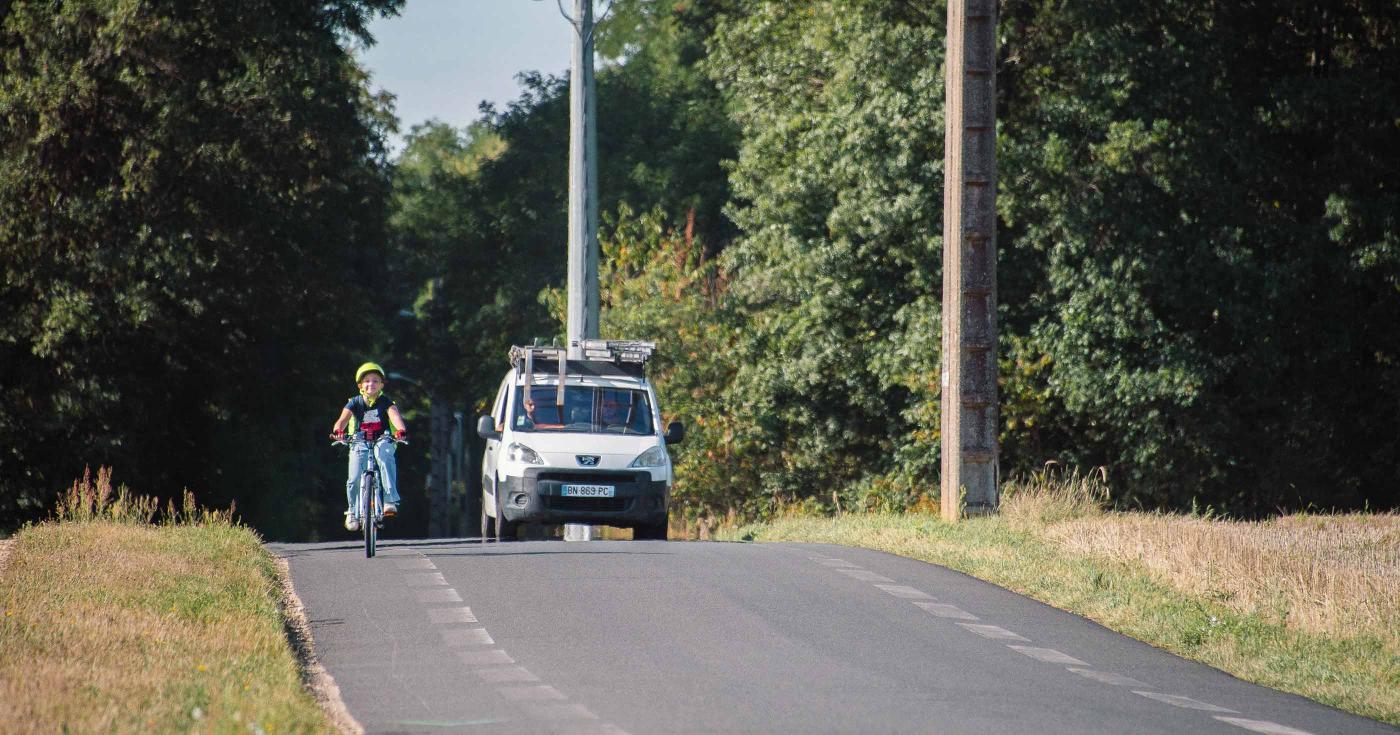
left=382, top=503, right=398, bottom=518
left=344, top=512, right=361, bottom=531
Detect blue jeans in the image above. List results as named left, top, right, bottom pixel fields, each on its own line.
left=346, top=439, right=400, bottom=516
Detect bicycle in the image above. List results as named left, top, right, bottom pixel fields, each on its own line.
left=332, top=431, right=407, bottom=558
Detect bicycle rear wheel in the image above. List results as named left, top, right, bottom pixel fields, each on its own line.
left=363, top=473, right=377, bottom=558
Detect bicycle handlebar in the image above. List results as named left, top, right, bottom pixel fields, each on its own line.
left=330, top=432, right=408, bottom=447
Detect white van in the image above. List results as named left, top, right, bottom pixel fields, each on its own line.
left=476, top=341, right=683, bottom=541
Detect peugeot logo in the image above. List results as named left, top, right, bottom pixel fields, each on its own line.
left=576, top=455, right=600, bottom=467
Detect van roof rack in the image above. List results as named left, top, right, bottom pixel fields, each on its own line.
left=508, top=340, right=657, bottom=369
left=509, top=340, right=657, bottom=405
left=575, top=339, right=656, bottom=364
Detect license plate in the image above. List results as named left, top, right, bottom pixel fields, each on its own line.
left=561, top=484, right=615, bottom=498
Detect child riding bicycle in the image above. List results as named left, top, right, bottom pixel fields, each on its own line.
left=331, top=362, right=408, bottom=531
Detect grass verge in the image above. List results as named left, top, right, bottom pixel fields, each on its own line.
left=0, top=468, right=334, bottom=734
left=720, top=472, right=1399, bottom=725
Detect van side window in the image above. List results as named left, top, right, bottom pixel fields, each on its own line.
left=492, top=378, right=509, bottom=429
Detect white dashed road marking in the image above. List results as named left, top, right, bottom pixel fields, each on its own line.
left=803, top=548, right=1327, bottom=735
left=408, top=556, right=631, bottom=735
left=426, top=606, right=478, bottom=624
left=874, top=584, right=934, bottom=600
left=1132, top=691, right=1238, bottom=713
left=1214, top=717, right=1315, bottom=735
left=913, top=601, right=979, bottom=620
left=498, top=684, right=567, bottom=702
left=458, top=649, right=515, bottom=666
left=1065, top=667, right=1150, bottom=687
left=525, top=702, right=599, bottom=721
left=834, top=568, right=896, bottom=583
left=1007, top=646, right=1089, bottom=666
left=416, top=587, right=463, bottom=603
left=475, top=666, right=541, bottom=683
left=553, top=724, right=632, bottom=735
left=439, top=627, right=494, bottom=646
left=959, top=623, right=1030, bottom=641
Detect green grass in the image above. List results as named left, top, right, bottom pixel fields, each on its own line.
left=721, top=512, right=1399, bottom=726
left=0, top=468, right=333, bottom=734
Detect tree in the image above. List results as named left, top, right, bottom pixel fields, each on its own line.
left=997, top=0, right=1400, bottom=510
left=0, top=0, right=402, bottom=534
left=706, top=2, right=949, bottom=510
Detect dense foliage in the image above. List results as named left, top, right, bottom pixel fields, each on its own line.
left=0, top=0, right=402, bottom=535
left=4, top=0, right=1396, bottom=535
left=996, top=0, right=1400, bottom=510
left=602, top=0, right=1399, bottom=517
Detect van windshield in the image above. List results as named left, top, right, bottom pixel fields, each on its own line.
left=512, top=386, right=654, bottom=435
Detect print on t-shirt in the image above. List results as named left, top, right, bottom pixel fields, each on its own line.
left=346, top=395, right=394, bottom=439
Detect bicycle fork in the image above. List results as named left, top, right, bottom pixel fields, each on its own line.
left=360, top=468, right=383, bottom=528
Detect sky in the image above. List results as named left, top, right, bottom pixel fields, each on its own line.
left=358, top=1, right=577, bottom=153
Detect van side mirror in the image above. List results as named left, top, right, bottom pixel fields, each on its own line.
left=664, top=421, right=685, bottom=445
left=476, top=414, right=501, bottom=441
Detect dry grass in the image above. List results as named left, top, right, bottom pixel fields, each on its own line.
left=1045, top=512, right=1400, bottom=643
left=1001, top=464, right=1111, bottom=527
left=0, top=468, right=332, bottom=734
left=1002, top=465, right=1399, bottom=644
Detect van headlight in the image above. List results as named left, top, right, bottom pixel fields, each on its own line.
left=507, top=442, right=544, bottom=465
left=629, top=446, right=669, bottom=468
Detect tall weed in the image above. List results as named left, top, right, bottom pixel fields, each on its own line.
left=53, top=467, right=232, bottom=527
left=1001, top=463, right=1111, bottom=529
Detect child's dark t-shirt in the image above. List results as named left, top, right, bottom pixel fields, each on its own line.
left=346, top=395, right=395, bottom=439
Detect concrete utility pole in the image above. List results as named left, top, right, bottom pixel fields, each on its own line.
left=560, top=0, right=606, bottom=541
left=940, top=0, right=999, bottom=520
left=565, top=0, right=600, bottom=362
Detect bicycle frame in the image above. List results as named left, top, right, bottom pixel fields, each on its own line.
left=333, top=432, right=403, bottom=558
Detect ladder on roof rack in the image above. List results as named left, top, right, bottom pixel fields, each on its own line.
left=511, top=345, right=568, bottom=407
left=508, top=340, right=657, bottom=406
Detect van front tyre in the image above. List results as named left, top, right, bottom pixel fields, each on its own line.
left=634, top=520, right=668, bottom=541
left=497, top=514, right=519, bottom=542
left=480, top=495, right=495, bottom=542
left=494, top=493, right=518, bottom=542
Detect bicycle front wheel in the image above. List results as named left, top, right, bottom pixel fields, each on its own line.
left=363, top=473, right=377, bottom=558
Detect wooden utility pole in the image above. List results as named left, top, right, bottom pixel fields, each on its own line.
left=940, top=0, right=999, bottom=520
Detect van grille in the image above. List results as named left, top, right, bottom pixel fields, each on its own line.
left=538, top=471, right=639, bottom=484
left=543, top=496, right=630, bottom=513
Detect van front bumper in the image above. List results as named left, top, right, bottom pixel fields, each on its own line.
left=496, top=467, right=669, bottom=527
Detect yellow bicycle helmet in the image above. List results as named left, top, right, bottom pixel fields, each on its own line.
left=355, top=362, right=386, bottom=383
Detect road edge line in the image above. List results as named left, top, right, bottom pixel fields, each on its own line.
left=274, top=555, right=364, bottom=735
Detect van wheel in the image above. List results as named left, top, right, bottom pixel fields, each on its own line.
left=634, top=521, right=668, bottom=541
left=496, top=514, right=518, bottom=542
left=495, top=494, right=518, bottom=542
left=480, top=491, right=495, bottom=542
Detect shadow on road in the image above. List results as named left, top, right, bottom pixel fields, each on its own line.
left=267, top=538, right=679, bottom=558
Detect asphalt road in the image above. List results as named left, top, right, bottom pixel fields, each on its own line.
left=269, top=538, right=1395, bottom=735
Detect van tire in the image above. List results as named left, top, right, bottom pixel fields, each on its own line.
left=496, top=516, right=518, bottom=541
left=495, top=494, right=518, bottom=542
left=480, top=497, right=495, bottom=542
left=634, top=521, right=668, bottom=541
